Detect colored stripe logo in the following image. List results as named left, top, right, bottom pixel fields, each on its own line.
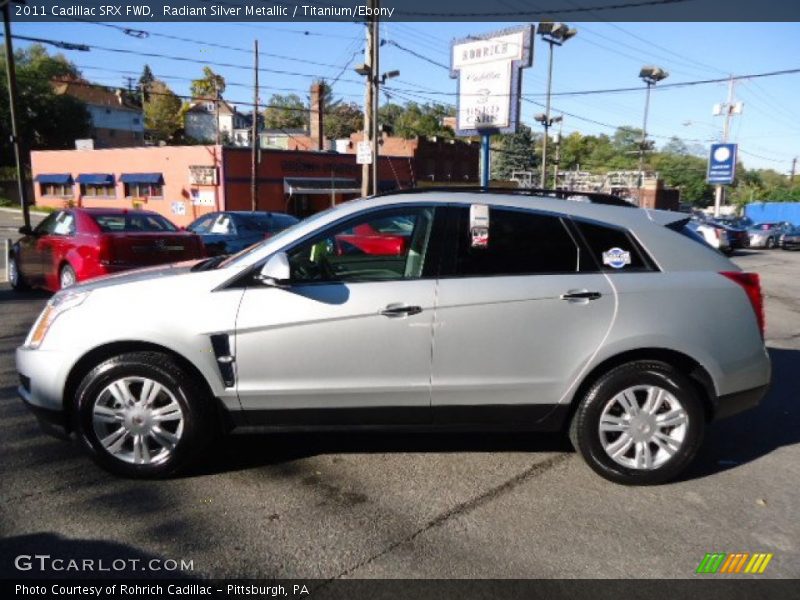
left=696, top=552, right=773, bottom=574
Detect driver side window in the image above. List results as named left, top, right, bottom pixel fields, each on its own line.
left=287, top=207, right=436, bottom=283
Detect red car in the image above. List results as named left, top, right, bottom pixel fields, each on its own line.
left=9, top=208, right=205, bottom=292
left=334, top=218, right=412, bottom=256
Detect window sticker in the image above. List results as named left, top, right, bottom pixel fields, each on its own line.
left=602, top=247, right=631, bottom=269
left=470, top=204, right=490, bottom=248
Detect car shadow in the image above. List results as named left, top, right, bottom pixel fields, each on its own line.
left=683, top=346, right=800, bottom=481
left=0, top=285, right=50, bottom=303
left=188, top=429, right=572, bottom=478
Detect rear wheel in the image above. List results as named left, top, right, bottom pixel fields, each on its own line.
left=59, top=264, right=77, bottom=289
left=74, top=351, right=211, bottom=478
left=766, top=237, right=776, bottom=249
left=570, top=361, right=705, bottom=485
left=8, top=254, right=28, bottom=291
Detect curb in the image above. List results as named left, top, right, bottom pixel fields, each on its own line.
left=0, top=207, right=50, bottom=217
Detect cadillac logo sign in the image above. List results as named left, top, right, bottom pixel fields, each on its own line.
left=450, top=25, right=534, bottom=136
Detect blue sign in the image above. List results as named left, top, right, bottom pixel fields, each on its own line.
left=707, top=143, right=738, bottom=185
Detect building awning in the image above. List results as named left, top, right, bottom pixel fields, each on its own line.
left=77, top=173, right=114, bottom=185
left=35, top=174, right=73, bottom=184
left=284, top=177, right=361, bottom=196
left=120, top=173, right=164, bottom=184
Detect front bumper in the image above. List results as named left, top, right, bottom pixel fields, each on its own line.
left=16, top=345, right=73, bottom=435
left=18, top=381, right=70, bottom=438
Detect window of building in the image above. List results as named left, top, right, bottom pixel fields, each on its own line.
left=452, top=207, right=579, bottom=277
left=80, top=184, right=116, bottom=198
left=124, top=182, right=164, bottom=198
left=40, top=183, right=73, bottom=197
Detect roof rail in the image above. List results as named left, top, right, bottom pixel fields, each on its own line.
left=373, top=186, right=635, bottom=208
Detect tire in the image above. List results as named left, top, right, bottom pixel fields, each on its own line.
left=765, top=237, right=776, bottom=249
left=59, top=263, right=77, bottom=290
left=8, top=254, right=29, bottom=291
left=569, top=360, right=705, bottom=485
left=73, top=351, right=212, bottom=478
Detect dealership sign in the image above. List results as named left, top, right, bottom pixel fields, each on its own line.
left=450, top=25, right=534, bottom=136
left=706, top=143, right=738, bottom=185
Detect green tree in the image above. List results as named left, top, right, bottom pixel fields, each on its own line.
left=144, top=80, right=182, bottom=143
left=325, top=101, right=363, bottom=139
left=190, top=67, right=225, bottom=99
left=137, top=64, right=155, bottom=102
left=389, top=102, right=454, bottom=139
left=492, top=124, right=538, bottom=180
left=263, top=93, right=307, bottom=130
left=0, top=44, right=90, bottom=166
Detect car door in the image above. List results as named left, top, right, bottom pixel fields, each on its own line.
left=41, top=211, right=77, bottom=290
left=234, top=205, right=442, bottom=426
left=430, top=205, right=617, bottom=425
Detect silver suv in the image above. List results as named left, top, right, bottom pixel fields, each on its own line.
left=16, top=190, right=770, bottom=484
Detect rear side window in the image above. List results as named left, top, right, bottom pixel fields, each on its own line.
left=453, top=207, right=579, bottom=276
left=574, top=220, right=654, bottom=272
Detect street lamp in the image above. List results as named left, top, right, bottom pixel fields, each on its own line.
left=537, top=22, right=576, bottom=189
left=637, top=65, right=669, bottom=190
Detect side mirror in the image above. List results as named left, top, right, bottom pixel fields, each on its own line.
left=257, top=252, right=290, bottom=286
left=18, top=225, right=33, bottom=236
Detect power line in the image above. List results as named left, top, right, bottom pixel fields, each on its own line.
left=383, top=39, right=450, bottom=71
left=394, top=0, right=693, bottom=17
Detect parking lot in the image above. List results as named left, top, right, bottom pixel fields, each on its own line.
left=0, top=207, right=798, bottom=580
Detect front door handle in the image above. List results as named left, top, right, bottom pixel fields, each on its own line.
left=560, top=290, right=602, bottom=301
left=380, top=303, right=423, bottom=318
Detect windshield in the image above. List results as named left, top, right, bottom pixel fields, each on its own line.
left=238, top=213, right=299, bottom=233
left=92, top=213, right=178, bottom=233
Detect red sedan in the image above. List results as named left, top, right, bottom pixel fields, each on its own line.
left=9, top=208, right=205, bottom=292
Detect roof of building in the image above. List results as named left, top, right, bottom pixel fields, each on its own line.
left=51, top=79, right=141, bottom=112
left=186, top=98, right=237, bottom=115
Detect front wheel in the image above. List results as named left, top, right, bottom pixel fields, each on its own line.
left=765, top=237, right=776, bottom=249
left=569, top=361, right=705, bottom=485
left=8, top=254, right=29, bottom=291
left=73, top=351, right=211, bottom=478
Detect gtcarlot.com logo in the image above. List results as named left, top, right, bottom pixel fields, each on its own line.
left=14, top=554, right=194, bottom=573
left=696, top=552, right=773, bottom=574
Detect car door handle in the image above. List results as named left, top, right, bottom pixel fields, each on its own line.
left=380, top=304, right=423, bottom=318
left=560, top=290, right=602, bottom=301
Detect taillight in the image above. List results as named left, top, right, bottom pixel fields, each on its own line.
left=720, top=271, right=765, bottom=338
left=98, top=235, right=114, bottom=265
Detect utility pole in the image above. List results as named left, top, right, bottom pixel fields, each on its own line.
left=360, top=2, right=376, bottom=197
left=251, top=39, right=259, bottom=211
left=791, top=157, right=797, bottom=184
left=370, top=0, right=380, bottom=197
left=214, top=80, right=221, bottom=146
left=552, top=115, right=563, bottom=189
left=713, top=76, right=741, bottom=217
left=2, top=1, right=30, bottom=229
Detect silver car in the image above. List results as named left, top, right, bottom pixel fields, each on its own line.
left=16, top=190, right=771, bottom=485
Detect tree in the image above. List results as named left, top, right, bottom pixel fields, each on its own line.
left=325, top=102, right=363, bottom=139
left=190, top=67, right=225, bottom=99
left=263, top=93, right=307, bottom=130
left=492, top=124, right=538, bottom=180
left=137, top=64, right=155, bottom=102
left=0, top=44, right=90, bottom=166
left=144, top=80, right=182, bottom=143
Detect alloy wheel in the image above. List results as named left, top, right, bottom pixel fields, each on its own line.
left=60, top=267, right=76, bottom=289
left=598, top=385, right=688, bottom=470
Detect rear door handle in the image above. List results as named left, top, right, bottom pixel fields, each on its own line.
left=380, top=303, right=423, bottom=318
left=560, top=290, right=602, bottom=301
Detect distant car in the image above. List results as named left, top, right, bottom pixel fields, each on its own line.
left=747, top=222, right=793, bottom=249
left=688, top=220, right=731, bottom=254
left=9, top=208, right=205, bottom=292
left=186, top=211, right=299, bottom=257
left=711, top=220, right=749, bottom=251
left=780, top=226, right=800, bottom=250
left=334, top=215, right=414, bottom=256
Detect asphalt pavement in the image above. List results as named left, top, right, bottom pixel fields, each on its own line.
left=0, top=208, right=797, bottom=580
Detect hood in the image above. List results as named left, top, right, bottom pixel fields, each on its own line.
left=71, top=259, right=203, bottom=293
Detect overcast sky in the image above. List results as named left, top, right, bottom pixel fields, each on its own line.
left=11, top=20, right=800, bottom=173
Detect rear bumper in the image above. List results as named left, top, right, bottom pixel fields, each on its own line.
left=713, top=384, right=769, bottom=420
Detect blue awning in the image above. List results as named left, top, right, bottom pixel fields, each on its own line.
left=35, top=173, right=73, bottom=184
left=120, top=173, right=164, bottom=184
left=77, top=173, right=114, bottom=185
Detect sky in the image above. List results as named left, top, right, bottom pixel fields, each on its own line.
left=9, top=19, right=800, bottom=173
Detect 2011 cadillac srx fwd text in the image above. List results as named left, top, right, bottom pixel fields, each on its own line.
left=15, top=190, right=771, bottom=484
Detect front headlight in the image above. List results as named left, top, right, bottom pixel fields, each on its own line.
left=25, top=290, right=90, bottom=349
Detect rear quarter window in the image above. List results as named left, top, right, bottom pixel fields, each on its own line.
left=574, top=220, right=656, bottom=272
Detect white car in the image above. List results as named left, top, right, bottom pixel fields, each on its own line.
left=688, top=220, right=731, bottom=254
left=16, top=190, right=770, bottom=484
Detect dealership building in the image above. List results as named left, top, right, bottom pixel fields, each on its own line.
left=30, top=145, right=415, bottom=226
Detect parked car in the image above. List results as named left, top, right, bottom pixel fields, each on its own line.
left=687, top=220, right=731, bottom=254
left=9, top=208, right=205, bottom=292
left=711, top=220, right=749, bottom=251
left=747, top=222, right=793, bottom=249
left=779, top=226, right=800, bottom=250
left=186, top=211, right=299, bottom=257
left=16, top=190, right=770, bottom=485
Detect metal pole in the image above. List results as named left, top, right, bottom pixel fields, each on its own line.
left=214, top=80, right=220, bottom=146
left=541, top=40, right=555, bottom=189
left=2, top=3, right=30, bottom=229
left=714, top=76, right=735, bottom=217
left=552, top=117, right=563, bottom=189
left=371, top=0, right=380, bottom=196
left=638, top=81, right=652, bottom=193
left=791, top=157, right=797, bottom=184
left=251, top=39, right=259, bottom=211
left=481, top=134, right=490, bottom=187
left=360, top=8, right=374, bottom=198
